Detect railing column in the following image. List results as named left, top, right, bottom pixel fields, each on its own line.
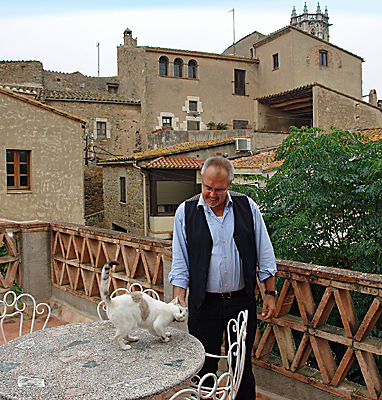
left=19, top=222, right=51, bottom=303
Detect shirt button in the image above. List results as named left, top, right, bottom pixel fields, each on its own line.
left=225, top=271, right=227, bottom=274
left=221, top=225, right=224, bottom=228
left=224, top=255, right=227, bottom=258
left=225, top=284, right=228, bottom=287
left=223, top=240, right=226, bottom=243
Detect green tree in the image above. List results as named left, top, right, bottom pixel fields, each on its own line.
left=256, top=126, right=382, bottom=274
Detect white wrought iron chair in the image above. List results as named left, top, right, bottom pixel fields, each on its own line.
left=97, top=282, right=161, bottom=320
left=0, top=290, right=51, bottom=344
left=166, top=309, right=248, bottom=400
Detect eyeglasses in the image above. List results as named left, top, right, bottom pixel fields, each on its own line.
left=202, top=184, right=228, bottom=195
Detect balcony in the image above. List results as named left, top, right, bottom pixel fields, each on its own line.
left=1, top=221, right=381, bottom=400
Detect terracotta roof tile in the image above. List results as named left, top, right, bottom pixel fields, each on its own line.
left=141, top=156, right=202, bottom=169
left=101, top=136, right=249, bottom=164
left=37, top=89, right=140, bottom=104
left=231, top=151, right=282, bottom=171
left=0, top=84, right=41, bottom=95
left=350, top=128, right=382, bottom=142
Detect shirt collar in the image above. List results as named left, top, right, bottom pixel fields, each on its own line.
left=197, top=191, right=233, bottom=210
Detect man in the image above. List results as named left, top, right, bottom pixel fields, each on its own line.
left=169, top=156, right=277, bottom=400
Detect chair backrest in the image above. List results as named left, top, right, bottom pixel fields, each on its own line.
left=0, top=290, right=51, bottom=344
left=97, top=283, right=160, bottom=321
left=168, top=309, right=248, bottom=400
left=225, top=309, right=248, bottom=397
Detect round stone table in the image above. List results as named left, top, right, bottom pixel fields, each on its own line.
left=0, top=320, right=205, bottom=400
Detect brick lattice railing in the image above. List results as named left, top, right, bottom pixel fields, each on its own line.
left=50, top=223, right=172, bottom=302
left=0, top=225, right=21, bottom=289
left=254, top=260, right=382, bottom=400
left=1, top=222, right=381, bottom=399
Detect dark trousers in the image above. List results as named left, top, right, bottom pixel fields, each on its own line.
left=188, top=291, right=257, bottom=400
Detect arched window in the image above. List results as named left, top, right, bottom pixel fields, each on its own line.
left=188, top=60, right=197, bottom=79
left=174, top=58, right=183, bottom=77
left=159, top=56, right=168, bottom=76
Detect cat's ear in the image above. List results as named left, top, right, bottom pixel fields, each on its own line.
left=174, top=296, right=180, bottom=305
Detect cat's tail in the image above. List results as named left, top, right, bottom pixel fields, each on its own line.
left=100, top=261, right=119, bottom=306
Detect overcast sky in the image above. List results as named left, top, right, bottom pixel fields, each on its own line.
left=1, top=0, right=381, bottom=99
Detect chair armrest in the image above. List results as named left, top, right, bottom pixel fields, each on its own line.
left=205, top=352, right=227, bottom=359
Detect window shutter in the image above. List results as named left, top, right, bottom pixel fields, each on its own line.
left=106, top=122, right=111, bottom=139
left=93, top=121, right=97, bottom=139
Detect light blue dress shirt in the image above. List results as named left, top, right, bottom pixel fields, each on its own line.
left=168, top=191, right=277, bottom=293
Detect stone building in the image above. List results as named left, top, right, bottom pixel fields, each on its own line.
left=0, top=61, right=141, bottom=221
left=99, top=136, right=284, bottom=238
left=0, top=87, right=86, bottom=224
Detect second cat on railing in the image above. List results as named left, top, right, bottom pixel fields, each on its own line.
left=101, top=261, right=187, bottom=350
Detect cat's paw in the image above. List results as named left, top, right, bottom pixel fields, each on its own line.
left=125, top=335, right=139, bottom=342
left=165, top=331, right=171, bottom=337
left=161, top=336, right=170, bottom=343
left=121, top=344, right=132, bottom=350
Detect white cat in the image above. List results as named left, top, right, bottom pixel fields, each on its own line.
left=101, top=261, right=187, bottom=350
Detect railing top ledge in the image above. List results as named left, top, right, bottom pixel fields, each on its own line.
left=0, top=220, right=50, bottom=232
left=277, top=259, right=382, bottom=289
left=50, top=222, right=172, bottom=252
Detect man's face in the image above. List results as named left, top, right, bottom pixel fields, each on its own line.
left=201, top=166, right=231, bottom=209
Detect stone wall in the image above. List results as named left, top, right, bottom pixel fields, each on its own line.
left=0, top=91, right=85, bottom=225
left=314, top=85, right=382, bottom=132
left=103, top=165, right=147, bottom=235
left=148, top=129, right=289, bottom=151
left=84, top=165, right=104, bottom=216
left=0, top=61, right=44, bottom=87
left=42, top=100, right=141, bottom=218
left=44, top=99, right=141, bottom=158
left=43, top=70, right=118, bottom=93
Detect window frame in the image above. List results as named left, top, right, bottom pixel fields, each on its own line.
left=6, top=150, right=31, bottom=191
left=234, top=69, right=246, bottom=96
left=162, top=116, right=172, bottom=127
left=174, top=58, right=183, bottom=78
left=189, top=100, right=198, bottom=112
left=188, top=60, right=197, bottom=79
left=159, top=56, right=169, bottom=76
left=119, top=176, right=127, bottom=204
left=319, top=50, right=328, bottom=67
left=273, top=53, right=279, bottom=70
left=96, top=121, right=107, bottom=139
left=233, top=120, right=249, bottom=130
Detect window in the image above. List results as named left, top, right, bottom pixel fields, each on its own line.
left=162, top=116, right=172, bottom=127
left=119, top=176, right=126, bottom=203
left=188, top=60, right=197, bottom=78
left=107, top=84, right=119, bottom=94
left=187, top=120, right=200, bottom=130
left=6, top=150, right=30, bottom=190
left=97, top=121, right=107, bottom=139
left=319, top=50, right=328, bottom=66
left=233, top=120, right=249, bottom=129
left=159, top=56, right=168, bottom=76
left=174, top=58, right=183, bottom=77
left=189, top=100, right=198, bottom=112
left=234, top=69, right=246, bottom=96
left=273, top=53, right=279, bottom=69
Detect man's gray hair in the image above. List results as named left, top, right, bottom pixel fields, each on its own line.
left=201, top=156, right=234, bottom=183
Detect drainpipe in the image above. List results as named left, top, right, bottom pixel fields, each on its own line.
left=133, top=162, right=148, bottom=237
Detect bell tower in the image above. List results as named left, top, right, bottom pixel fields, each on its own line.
left=290, top=2, right=331, bottom=41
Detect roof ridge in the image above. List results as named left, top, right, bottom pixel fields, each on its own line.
left=0, top=87, right=87, bottom=124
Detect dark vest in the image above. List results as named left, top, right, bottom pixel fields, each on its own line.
left=185, top=192, right=257, bottom=308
